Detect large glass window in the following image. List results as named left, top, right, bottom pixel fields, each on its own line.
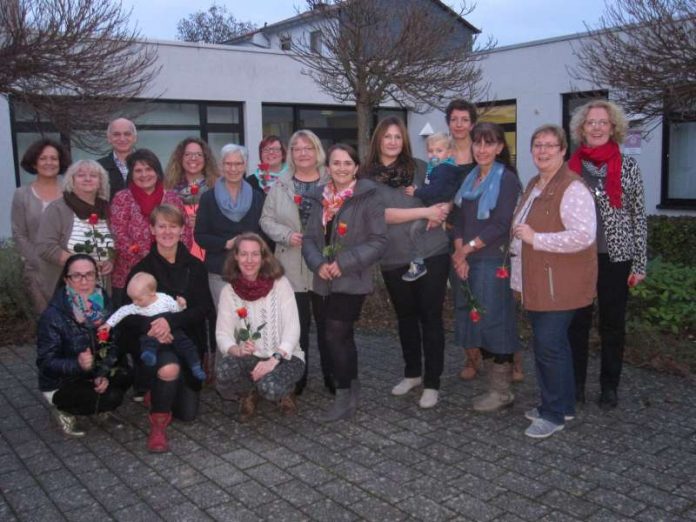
left=478, top=100, right=517, bottom=167
left=662, top=113, right=696, bottom=208
left=261, top=103, right=407, bottom=151
left=10, top=99, right=244, bottom=186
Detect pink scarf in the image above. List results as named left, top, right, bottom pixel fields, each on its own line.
left=321, top=180, right=356, bottom=227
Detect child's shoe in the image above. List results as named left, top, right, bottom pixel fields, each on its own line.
left=402, top=261, right=428, bottom=282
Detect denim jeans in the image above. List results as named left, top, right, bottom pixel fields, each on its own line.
left=528, top=310, right=576, bottom=425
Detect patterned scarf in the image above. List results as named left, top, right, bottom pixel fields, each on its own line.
left=66, top=286, right=107, bottom=326
left=568, top=141, right=623, bottom=208
left=321, top=180, right=356, bottom=227
left=231, top=276, right=274, bottom=302
left=367, top=159, right=414, bottom=188
left=129, top=180, right=165, bottom=218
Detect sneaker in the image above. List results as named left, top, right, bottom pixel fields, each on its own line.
left=131, top=392, right=145, bottom=403
left=419, top=389, right=439, bottom=408
left=524, top=407, right=575, bottom=422
left=391, top=377, right=422, bottom=396
left=524, top=417, right=564, bottom=439
left=53, top=409, right=85, bottom=437
left=402, top=261, right=428, bottom=282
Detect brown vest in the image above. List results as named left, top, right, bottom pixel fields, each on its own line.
left=519, top=164, right=597, bottom=312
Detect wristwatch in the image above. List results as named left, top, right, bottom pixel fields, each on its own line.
left=468, top=239, right=477, bottom=249
left=272, top=352, right=283, bottom=362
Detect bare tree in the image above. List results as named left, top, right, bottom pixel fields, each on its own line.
left=290, top=0, right=493, bottom=157
left=0, top=0, right=160, bottom=151
left=571, top=0, right=696, bottom=124
left=177, top=4, right=257, bottom=44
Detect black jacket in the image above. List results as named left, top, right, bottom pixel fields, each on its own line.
left=36, top=289, right=117, bottom=391
left=98, top=154, right=127, bottom=202
left=125, top=243, right=214, bottom=354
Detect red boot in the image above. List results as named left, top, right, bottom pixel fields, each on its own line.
left=147, top=412, right=172, bottom=453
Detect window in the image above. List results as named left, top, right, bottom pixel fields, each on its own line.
left=280, top=35, right=292, bottom=51
left=10, top=98, right=244, bottom=186
left=310, top=30, right=322, bottom=54
left=262, top=103, right=407, bottom=150
left=562, top=90, right=608, bottom=157
left=662, top=112, right=696, bottom=208
left=478, top=99, right=517, bottom=167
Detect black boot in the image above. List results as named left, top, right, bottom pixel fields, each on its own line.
left=322, top=388, right=353, bottom=422
left=598, top=388, right=618, bottom=410
left=575, top=384, right=586, bottom=405
left=324, top=375, right=336, bottom=395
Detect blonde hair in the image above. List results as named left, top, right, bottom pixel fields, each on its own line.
left=63, top=160, right=110, bottom=201
left=426, top=132, right=454, bottom=150
left=569, top=99, right=629, bottom=145
left=287, top=129, right=327, bottom=176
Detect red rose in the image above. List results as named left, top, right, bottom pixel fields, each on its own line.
left=258, top=163, right=270, bottom=172
left=495, top=266, right=510, bottom=279
left=236, top=307, right=248, bottom=319
left=87, top=213, right=99, bottom=225
left=190, top=184, right=200, bottom=195
left=337, top=222, right=348, bottom=237
left=469, top=308, right=481, bottom=323
left=293, top=195, right=302, bottom=206
left=263, top=174, right=271, bottom=182
left=97, top=329, right=110, bottom=342
left=128, top=244, right=140, bottom=254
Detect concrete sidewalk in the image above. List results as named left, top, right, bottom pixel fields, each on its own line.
left=1, top=332, right=695, bottom=521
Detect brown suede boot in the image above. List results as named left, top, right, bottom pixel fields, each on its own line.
left=239, top=390, right=258, bottom=422
left=459, top=348, right=482, bottom=380
left=147, top=412, right=172, bottom=453
left=512, top=352, right=524, bottom=382
left=473, top=361, right=514, bottom=412
left=279, top=394, right=297, bottom=416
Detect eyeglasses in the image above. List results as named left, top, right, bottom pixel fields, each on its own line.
left=291, top=147, right=315, bottom=154
left=184, top=152, right=204, bottom=159
left=532, top=143, right=561, bottom=151
left=584, top=120, right=611, bottom=129
left=223, top=161, right=245, bottom=168
left=262, top=147, right=282, bottom=153
left=66, top=271, right=97, bottom=282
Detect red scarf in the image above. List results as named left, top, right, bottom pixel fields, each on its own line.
left=568, top=141, right=623, bottom=208
left=129, top=180, right=165, bottom=218
left=232, top=276, right=274, bottom=302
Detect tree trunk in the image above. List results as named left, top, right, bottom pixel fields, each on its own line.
left=355, top=100, right=373, bottom=162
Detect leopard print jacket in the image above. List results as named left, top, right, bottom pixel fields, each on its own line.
left=583, top=155, right=647, bottom=274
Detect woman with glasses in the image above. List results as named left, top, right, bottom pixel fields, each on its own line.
left=248, top=135, right=288, bottom=194
left=511, top=125, right=596, bottom=438
left=37, top=160, right=115, bottom=303
left=260, top=130, right=331, bottom=396
left=37, top=254, right=131, bottom=437
left=566, top=100, right=647, bottom=410
left=195, top=144, right=268, bottom=308
left=109, top=149, right=192, bottom=306
left=164, top=138, right=220, bottom=260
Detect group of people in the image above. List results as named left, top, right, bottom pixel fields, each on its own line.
left=14, top=97, right=646, bottom=449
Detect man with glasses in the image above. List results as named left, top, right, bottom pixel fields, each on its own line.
left=98, top=118, right=137, bottom=201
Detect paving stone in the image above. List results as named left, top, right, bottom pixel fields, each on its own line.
left=13, top=504, right=65, bottom=522
left=495, top=470, right=551, bottom=498
left=0, top=469, right=39, bottom=493
left=244, top=462, right=292, bottom=487
left=490, top=491, right=551, bottom=520
left=286, top=461, right=334, bottom=487
left=539, top=489, right=601, bottom=519
left=201, top=463, right=247, bottom=487
left=88, top=483, right=141, bottom=512
left=47, top=485, right=95, bottom=512
left=219, top=448, right=266, bottom=469
left=444, top=491, right=503, bottom=521
left=207, top=501, right=259, bottom=522
left=3, top=485, right=52, bottom=513
left=139, top=482, right=189, bottom=510
left=253, top=498, right=307, bottom=521
left=64, top=503, right=111, bottom=521
left=159, top=500, right=214, bottom=521
left=270, top=479, right=324, bottom=508
left=113, top=502, right=164, bottom=522
left=181, top=482, right=231, bottom=509
left=627, top=484, right=692, bottom=513
left=317, top=479, right=369, bottom=507
left=397, top=495, right=457, bottom=521
left=448, top=473, right=507, bottom=501
left=301, top=498, right=360, bottom=521
left=331, top=459, right=377, bottom=483
left=229, top=479, right=280, bottom=508
left=635, top=506, right=676, bottom=522
left=350, top=496, right=409, bottom=522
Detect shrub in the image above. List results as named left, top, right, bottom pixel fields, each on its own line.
left=647, top=215, right=696, bottom=266
left=627, top=257, right=696, bottom=334
left=0, top=240, right=34, bottom=322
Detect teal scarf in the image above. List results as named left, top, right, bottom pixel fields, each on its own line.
left=454, top=161, right=505, bottom=220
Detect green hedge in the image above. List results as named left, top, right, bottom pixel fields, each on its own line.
left=647, top=215, right=696, bottom=266
left=0, top=240, right=34, bottom=321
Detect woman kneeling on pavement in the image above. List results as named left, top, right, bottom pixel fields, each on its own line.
left=37, top=254, right=130, bottom=437
left=215, top=233, right=305, bottom=421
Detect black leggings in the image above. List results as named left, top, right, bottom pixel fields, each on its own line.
left=326, top=319, right=358, bottom=389
left=52, top=371, right=132, bottom=416
left=295, top=291, right=329, bottom=386
left=150, top=351, right=201, bottom=421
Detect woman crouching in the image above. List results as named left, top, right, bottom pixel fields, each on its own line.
left=215, top=233, right=304, bottom=420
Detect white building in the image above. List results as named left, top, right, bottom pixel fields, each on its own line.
left=1, top=6, right=693, bottom=237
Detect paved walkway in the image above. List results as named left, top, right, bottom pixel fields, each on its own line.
left=1, top=332, right=695, bottom=521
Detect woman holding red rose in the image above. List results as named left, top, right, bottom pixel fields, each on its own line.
left=450, top=122, right=521, bottom=413
left=37, top=160, right=115, bottom=303
left=247, top=135, right=288, bottom=194
left=260, top=130, right=331, bottom=396
left=164, top=137, right=219, bottom=260
left=110, top=149, right=192, bottom=307
left=215, top=233, right=304, bottom=421
left=302, top=144, right=387, bottom=421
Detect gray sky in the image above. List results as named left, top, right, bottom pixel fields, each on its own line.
left=122, top=0, right=608, bottom=47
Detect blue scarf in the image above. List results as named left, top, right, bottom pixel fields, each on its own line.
left=454, top=161, right=505, bottom=220
left=214, top=178, right=253, bottom=222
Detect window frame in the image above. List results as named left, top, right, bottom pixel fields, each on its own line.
left=660, top=111, right=696, bottom=209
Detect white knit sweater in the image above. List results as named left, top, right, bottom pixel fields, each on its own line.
left=215, top=276, right=303, bottom=361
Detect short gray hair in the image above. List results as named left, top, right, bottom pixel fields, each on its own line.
left=220, top=143, right=248, bottom=164
left=106, top=117, right=137, bottom=137
left=63, top=160, right=110, bottom=201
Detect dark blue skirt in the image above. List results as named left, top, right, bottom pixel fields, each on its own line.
left=454, top=257, right=519, bottom=354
